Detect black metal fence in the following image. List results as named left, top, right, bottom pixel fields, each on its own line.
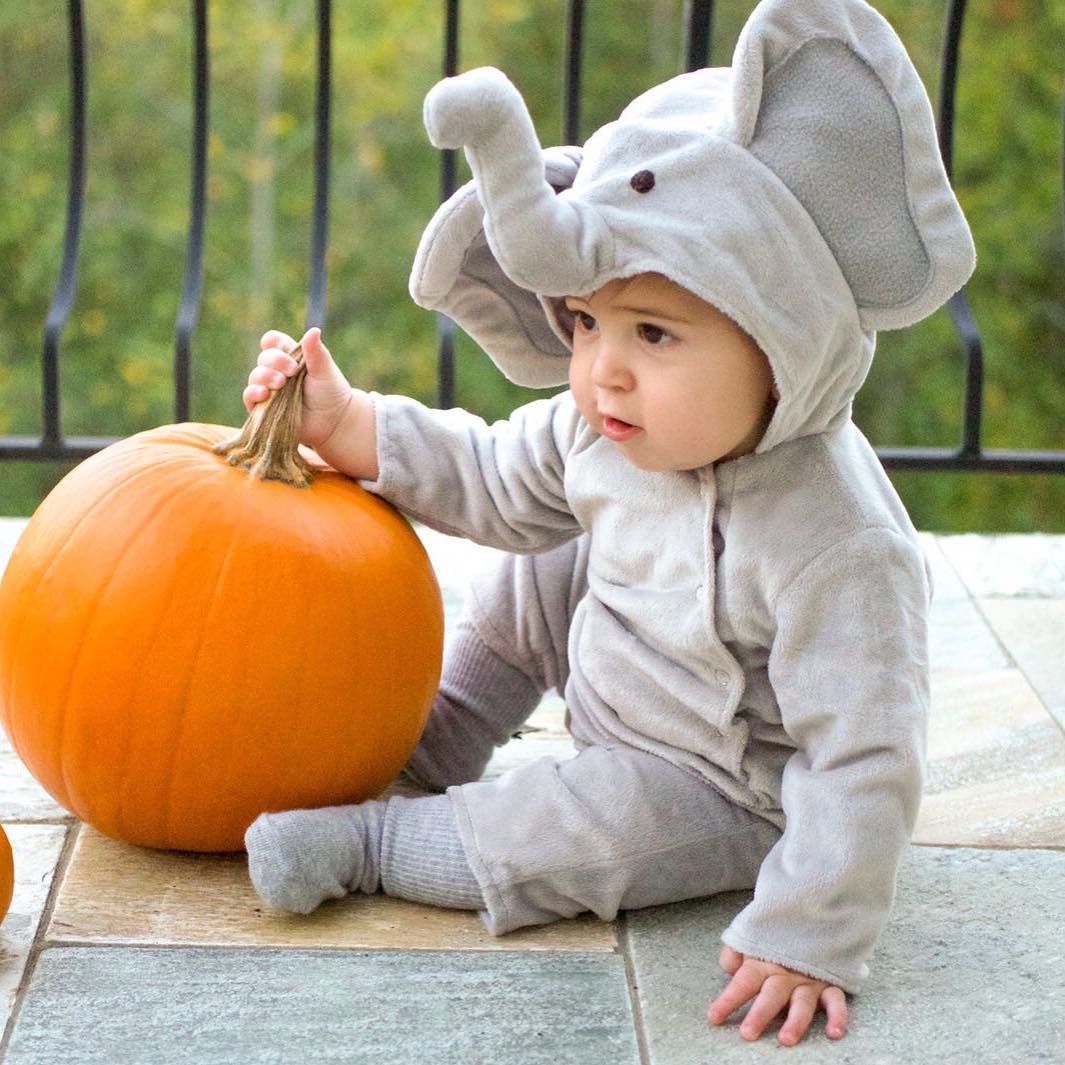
left=3, top=0, right=1063, bottom=474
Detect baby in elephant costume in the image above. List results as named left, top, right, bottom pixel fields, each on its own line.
left=242, top=0, right=974, bottom=1044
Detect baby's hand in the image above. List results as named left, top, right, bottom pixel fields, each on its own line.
left=245, top=327, right=354, bottom=451
left=707, top=945, right=848, bottom=1046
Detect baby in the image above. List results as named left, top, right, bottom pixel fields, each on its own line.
left=242, top=0, right=975, bottom=1047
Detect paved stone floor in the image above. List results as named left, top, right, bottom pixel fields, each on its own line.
left=0, top=517, right=1062, bottom=1063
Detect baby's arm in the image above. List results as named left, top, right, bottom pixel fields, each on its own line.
left=718, top=527, right=929, bottom=1011
left=246, top=327, right=582, bottom=552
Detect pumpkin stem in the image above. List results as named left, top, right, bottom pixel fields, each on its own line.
left=212, top=342, right=316, bottom=488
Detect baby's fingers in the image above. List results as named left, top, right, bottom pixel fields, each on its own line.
left=738, top=976, right=793, bottom=1042
left=707, top=963, right=761, bottom=1026
left=821, top=987, right=848, bottom=1040
left=260, top=329, right=297, bottom=353
left=777, top=984, right=820, bottom=1046
left=243, top=383, right=269, bottom=413
left=258, top=348, right=301, bottom=377
left=243, top=363, right=294, bottom=412
left=718, top=945, right=743, bottom=976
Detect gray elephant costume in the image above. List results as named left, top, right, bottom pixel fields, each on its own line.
left=248, top=0, right=976, bottom=993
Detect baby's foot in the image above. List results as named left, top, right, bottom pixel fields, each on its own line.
left=244, top=803, right=385, bottom=914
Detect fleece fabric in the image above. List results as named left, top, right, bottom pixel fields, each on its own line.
left=359, top=388, right=931, bottom=992
left=352, top=0, right=973, bottom=994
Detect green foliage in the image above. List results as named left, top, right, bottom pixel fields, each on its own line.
left=1, top=0, right=1062, bottom=528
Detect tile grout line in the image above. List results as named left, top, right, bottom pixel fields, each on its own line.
left=28, top=938, right=627, bottom=955
left=910, top=840, right=1065, bottom=853
left=617, top=914, right=653, bottom=1065
left=931, top=535, right=1065, bottom=772
left=0, top=821, right=82, bottom=1061
left=932, top=535, right=1019, bottom=670
left=967, top=594, right=1065, bottom=741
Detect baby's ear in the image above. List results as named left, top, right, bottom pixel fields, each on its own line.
left=409, top=146, right=580, bottom=388
left=726, top=0, right=975, bottom=331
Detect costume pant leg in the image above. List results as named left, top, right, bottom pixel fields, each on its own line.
left=447, top=744, right=782, bottom=934
left=404, top=536, right=588, bottom=790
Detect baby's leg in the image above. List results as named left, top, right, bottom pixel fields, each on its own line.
left=449, top=745, right=783, bottom=934
left=247, top=743, right=780, bottom=925
left=403, top=534, right=588, bottom=790
left=246, top=794, right=482, bottom=914
left=246, top=536, right=589, bottom=913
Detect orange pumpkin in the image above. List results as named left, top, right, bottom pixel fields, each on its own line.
left=0, top=824, right=12, bottom=923
left=0, top=354, right=443, bottom=851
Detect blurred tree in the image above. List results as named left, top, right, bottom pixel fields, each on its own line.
left=0, top=0, right=1062, bottom=528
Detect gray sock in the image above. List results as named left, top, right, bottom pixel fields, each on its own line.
left=403, top=618, right=543, bottom=791
left=380, top=794, right=484, bottom=910
left=245, top=795, right=484, bottom=914
left=244, top=801, right=386, bottom=914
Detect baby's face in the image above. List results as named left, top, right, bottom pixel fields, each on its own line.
left=565, top=273, right=776, bottom=472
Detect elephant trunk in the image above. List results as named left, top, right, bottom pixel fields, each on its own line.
left=423, top=67, right=612, bottom=296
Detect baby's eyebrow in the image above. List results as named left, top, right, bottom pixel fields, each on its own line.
left=563, top=296, right=689, bottom=324
left=614, top=303, right=691, bottom=325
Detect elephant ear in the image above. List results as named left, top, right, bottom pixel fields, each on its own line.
left=409, top=146, right=581, bottom=388
left=726, top=0, right=975, bottom=331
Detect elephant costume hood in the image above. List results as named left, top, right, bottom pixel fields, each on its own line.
left=409, top=0, right=975, bottom=454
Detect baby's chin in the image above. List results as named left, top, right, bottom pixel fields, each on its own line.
left=620, top=442, right=742, bottom=473
left=609, top=440, right=692, bottom=474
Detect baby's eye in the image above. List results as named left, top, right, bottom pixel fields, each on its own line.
left=573, top=310, right=597, bottom=332
left=637, top=323, right=671, bottom=345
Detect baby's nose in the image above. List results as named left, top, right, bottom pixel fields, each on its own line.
left=591, top=346, right=634, bottom=390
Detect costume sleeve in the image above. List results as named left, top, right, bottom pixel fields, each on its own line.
left=356, top=390, right=583, bottom=553
left=721, top=526, right=929, bottom=994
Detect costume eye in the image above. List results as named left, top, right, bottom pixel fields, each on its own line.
left=637, top=322, right=671, bottom=345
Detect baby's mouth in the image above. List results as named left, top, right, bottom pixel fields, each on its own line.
left=600, top=415, right=642, bottom=442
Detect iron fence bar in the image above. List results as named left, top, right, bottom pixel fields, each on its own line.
left=938, top=0, right=964, bottom=177
left=0, top=437, right=122, bottom=462
left=40, top=0, right=87, bottom=449
left=563, top=0, right=584, bottom=144
left=951, top=288, right=985, bottom=458
left=684, top=0, right=714, bottom=71
left=173, top=0, right=209, bottom=424
left=306, top=0, right=332, bottom=330
left=878, top=448, right=1065, bottom=474
left=436, top=0, right=461, bottom=410
left=938, top=0, right=985, bottom=461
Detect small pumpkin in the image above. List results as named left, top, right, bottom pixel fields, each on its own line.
left=0, top=346, right=443, bottom=851
left=0, top=824, right=12, bottom=923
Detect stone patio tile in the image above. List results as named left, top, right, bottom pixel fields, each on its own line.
left=0, top=518, right=27, bottom=563
left=0, top=825, right=67, bottom=1027
left=937, top=533, right=1065, bottom=598
left=48, top=825, right=616, bottom=952
left=524, top=691, right=569, bottom=734
left=0, top=732, right=69, bottom=822
left=415, top=524, right=502, bottom=631
left=917, top=669, right=1065, bottom=847
left=415, top=524, right=509, bottom=586
left=6, top=946, right=639, bottom=1065
left=624, top=847, right=1065, bottom=1063
left=977, top=598, right=1065, bottom=729
left=920, top=533, right=970, bottom=601
left=928, top=594, right=1009, bottom=671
